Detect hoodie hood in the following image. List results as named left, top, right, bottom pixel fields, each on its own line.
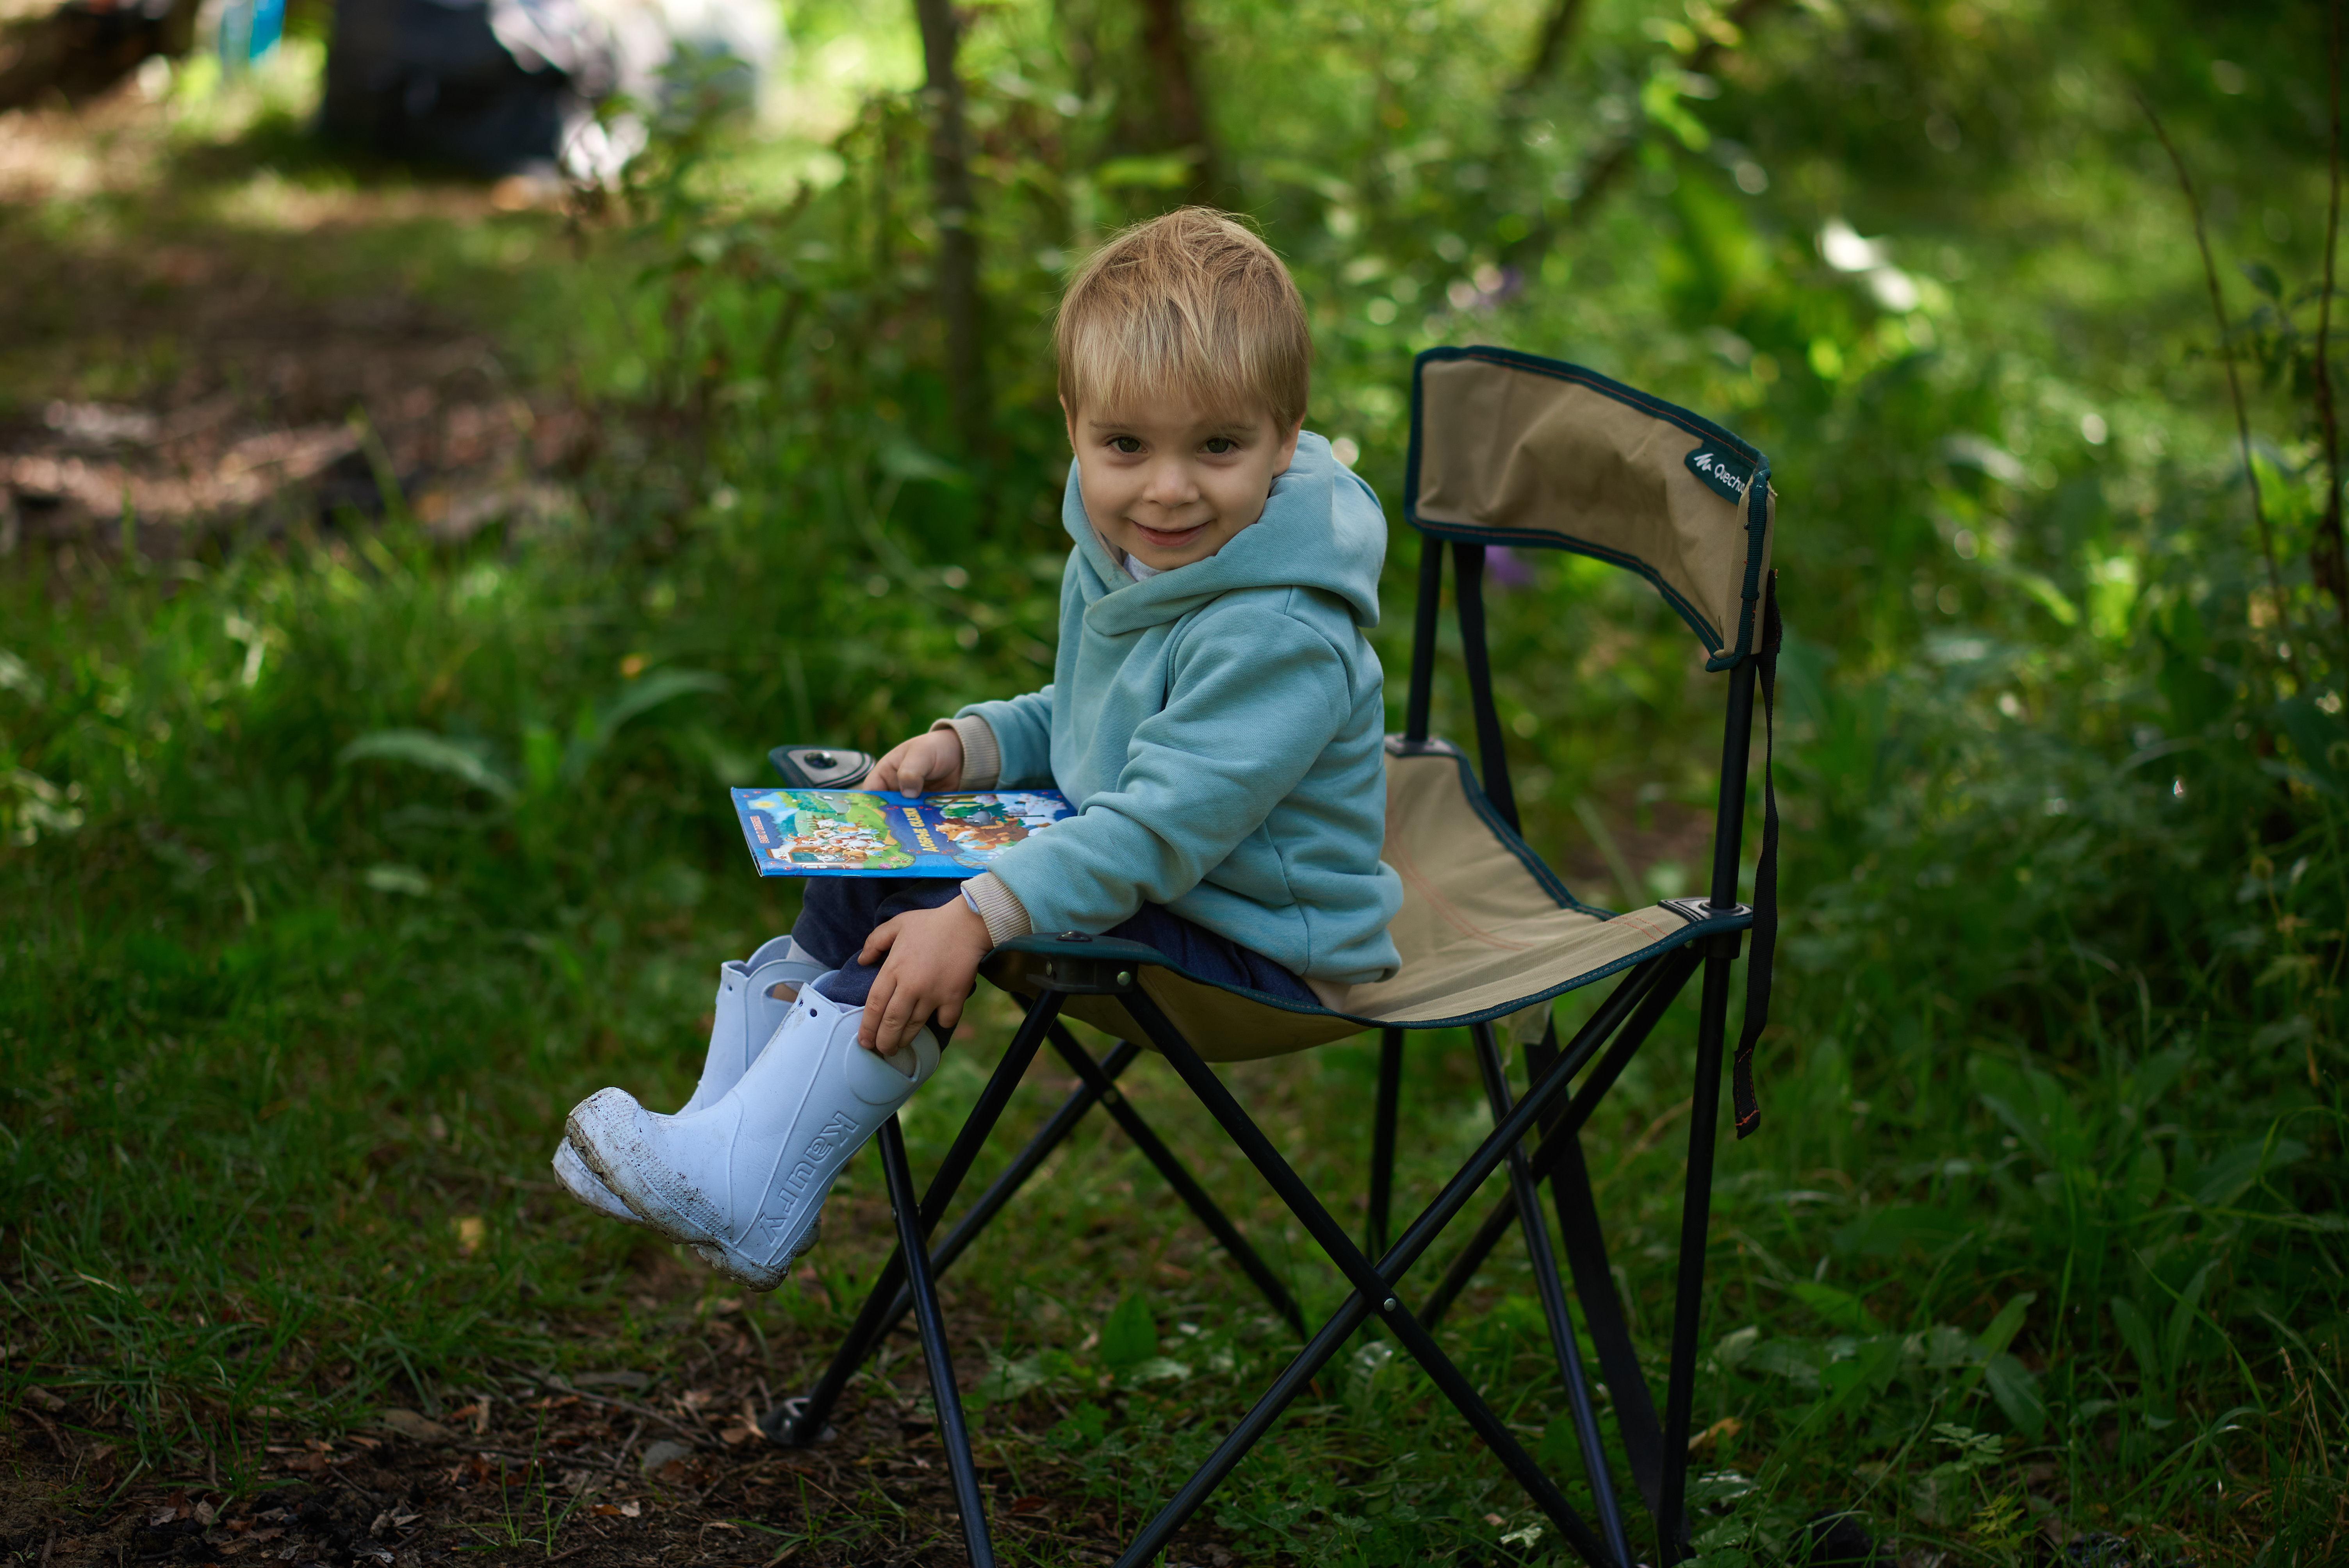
left=1063, top=432, right=1388, bottom=635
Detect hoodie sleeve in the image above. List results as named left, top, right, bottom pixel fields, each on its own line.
left=955, top=685, right=1055, bottom=788
left=976, top=598, right=1352, bottom=935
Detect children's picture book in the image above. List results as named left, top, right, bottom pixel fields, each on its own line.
left=730, top=788, right=1078, bottom=878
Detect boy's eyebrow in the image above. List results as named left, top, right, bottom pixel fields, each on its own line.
left=1080, top=412, right=1264, bottom=441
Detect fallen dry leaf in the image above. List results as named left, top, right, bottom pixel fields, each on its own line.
left=379, top=1409, right=458, bottom=1445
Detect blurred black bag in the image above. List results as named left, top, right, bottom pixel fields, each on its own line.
left=320, top=0, right=615, bottom=175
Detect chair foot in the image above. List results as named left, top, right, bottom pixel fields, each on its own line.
left=761, top=1395, right=837, bottom=1447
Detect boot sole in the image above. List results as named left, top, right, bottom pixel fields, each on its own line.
left=552, top=1138, right=641, bottom=1225
left=694, top=1205, right=823, bottom=1292
left=565, top=1089, right=730, bottom=1247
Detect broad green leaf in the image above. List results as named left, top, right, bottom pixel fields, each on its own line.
left=2191, top=1135, right=2309, bottom=1207
left=0, top=648, right=44, bottom=704
left=1091, top=153, right=1197, bottom=190
left=1788, top=1280, right=1882, bottom=1334
left=338, top=729, right=516, bottom=801
left=1984, top=1353, right=2048, bottom=1437
left=1100, top=1292, right=1158, bottom=1371
left=1973, top=1293, right=2036, bottom=1360
left=1117, top=1355, right=1192, bottom=1386
left=1832, top=1205, right=1969, bottom=1258
left=565, top=668, right=727, bottom=780
left=2162, top=1260, right=2218, bottom=1380
left=2110, top=1297, right=2160, bottom=1384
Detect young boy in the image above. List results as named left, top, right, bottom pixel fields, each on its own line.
left=557, top=208, right=1402, bottom=1289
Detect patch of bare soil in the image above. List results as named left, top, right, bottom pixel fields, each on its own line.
left=1, top=1294, right=1253, bottom=1568
left=0, top=93, right=590, bottom=568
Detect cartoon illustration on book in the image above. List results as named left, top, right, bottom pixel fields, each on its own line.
left=730, top=788, right=1077, bottom=878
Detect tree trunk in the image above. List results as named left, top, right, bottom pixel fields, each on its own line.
left=911, top=0, right=988, bottom=460
left=1136, top=0, right=1218, bottom=207
left=1513, top=0, right=1590, bottom=97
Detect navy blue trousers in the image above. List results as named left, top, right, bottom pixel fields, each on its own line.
left=791, top=878, right=1317, bottom=1010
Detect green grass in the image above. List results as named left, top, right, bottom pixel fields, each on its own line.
left=5, top=4, right=2349, bottom=1563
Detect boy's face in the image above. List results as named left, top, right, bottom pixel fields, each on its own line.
left=1064, top=394, right=1301, bottom=574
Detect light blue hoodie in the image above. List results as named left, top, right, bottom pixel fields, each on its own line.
left=959, top=432, right=1403, bottom=986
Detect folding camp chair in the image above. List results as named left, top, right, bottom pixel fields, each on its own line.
left=757, top=344, right=1782, bottom=1568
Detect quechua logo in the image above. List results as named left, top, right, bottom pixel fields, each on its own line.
left=1684, top=441, right=1756, bottom=503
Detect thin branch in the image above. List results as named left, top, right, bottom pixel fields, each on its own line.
left=1513, top=0, right=1592, bottom=98
left=2317, top=0, right=2348, bottom=660
left=912, top=0, right=989, bottom=461
left=2138, top=91, right=2303, bottom=683
left=1504, top=0, right=1784, bottom=269
left=1137, top=0, right=1220, bottom=207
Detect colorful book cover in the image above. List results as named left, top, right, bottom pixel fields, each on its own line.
left=729, top=788, right=1077, bottom=878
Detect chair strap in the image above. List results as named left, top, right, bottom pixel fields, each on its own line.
left=1732, top=571, right=1781, bottom=1139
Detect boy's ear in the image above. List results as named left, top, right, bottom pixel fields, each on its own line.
left=1060, top=396, right=1078, bottom=453
left=1273, top=419, right=1303, bottom=476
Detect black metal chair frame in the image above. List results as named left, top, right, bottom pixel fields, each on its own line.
left=758, top=357, right=1780, bottom=1568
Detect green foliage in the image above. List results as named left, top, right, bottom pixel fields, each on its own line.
left=5, top=0, right=2349, bottom=1562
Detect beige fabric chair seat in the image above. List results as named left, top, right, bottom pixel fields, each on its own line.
left=985, top=745, right=1716, bottom=1062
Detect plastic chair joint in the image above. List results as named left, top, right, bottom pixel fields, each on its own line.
left=1660, top=896, right=1753, bottom=929
left=997, top=932, right=1160, bottom=993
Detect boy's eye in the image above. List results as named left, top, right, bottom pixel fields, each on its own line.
left=1202, top=437, right=1237, bottom=454
left=1109, top=436, right=1143, bottom=454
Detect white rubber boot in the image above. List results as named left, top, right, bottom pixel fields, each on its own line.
left=564, top=975, right=939, bottom=1290
left=552, top=936, right=824, bottom=1223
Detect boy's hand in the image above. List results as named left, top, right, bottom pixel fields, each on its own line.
left=863, top=729, right=964, bottom=796
left=857, top=896, right=991, bottom=1056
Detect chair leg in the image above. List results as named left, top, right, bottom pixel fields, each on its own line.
left=1103, top=972, right=1622, bottom=1568
left=1366, top=1027, right=1404, bottom=1258
left=877, top=1116, right=996, bottom=1568
left=1049, top=1023, right=1310, bottom=1339
left=1548, top=1132, right=1668, bottom=1519
left=1116, top=989, right=1623, bottom=1568
left=1423, top=948, right=1699, bottom=1330
left=1654, top=935, right=1736, bottom=1564
left=863, top=1040, right=1147, bottom=1342
left=1473, top=1023, right=1634, bottom=1568
left=763, top=990, right=1064, bottom=1445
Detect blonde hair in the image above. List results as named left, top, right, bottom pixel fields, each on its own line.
left=1055, top=208, right=1310, bottom=429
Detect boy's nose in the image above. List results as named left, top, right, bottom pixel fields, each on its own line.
left=1141, top=458, right=1199, bottom=506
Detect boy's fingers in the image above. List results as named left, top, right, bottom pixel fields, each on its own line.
left=875, top=989, right=918, bottom=1054
left=859, top=916, right=904, bottom=966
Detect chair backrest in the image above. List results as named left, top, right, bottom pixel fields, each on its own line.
left=1399, top=345, right=1784, bottom=1139
left=1405, top=346, right=1775, bottom=671
left=1397, top=344, right=1776, bottom=911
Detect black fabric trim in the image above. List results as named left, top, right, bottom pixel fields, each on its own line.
left=1732, top=572, right=1782, bottom=1138
left=1435, top=745, right=1595, bottom=914
left=1715, top=455, right=1773, bottom=672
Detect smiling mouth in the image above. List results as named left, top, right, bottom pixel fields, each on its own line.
left=1134, top=520, right=1208, bottom=549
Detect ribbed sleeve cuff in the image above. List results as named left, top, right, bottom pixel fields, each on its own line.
left=931, top=715, right=1000, bottom=789
left=961, top=872, right=1033, bottom=947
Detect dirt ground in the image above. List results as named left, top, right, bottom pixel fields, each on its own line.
left=2, top=1180, right=1263, bottom=1568
left=0, top=91, right=592, bottom=573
